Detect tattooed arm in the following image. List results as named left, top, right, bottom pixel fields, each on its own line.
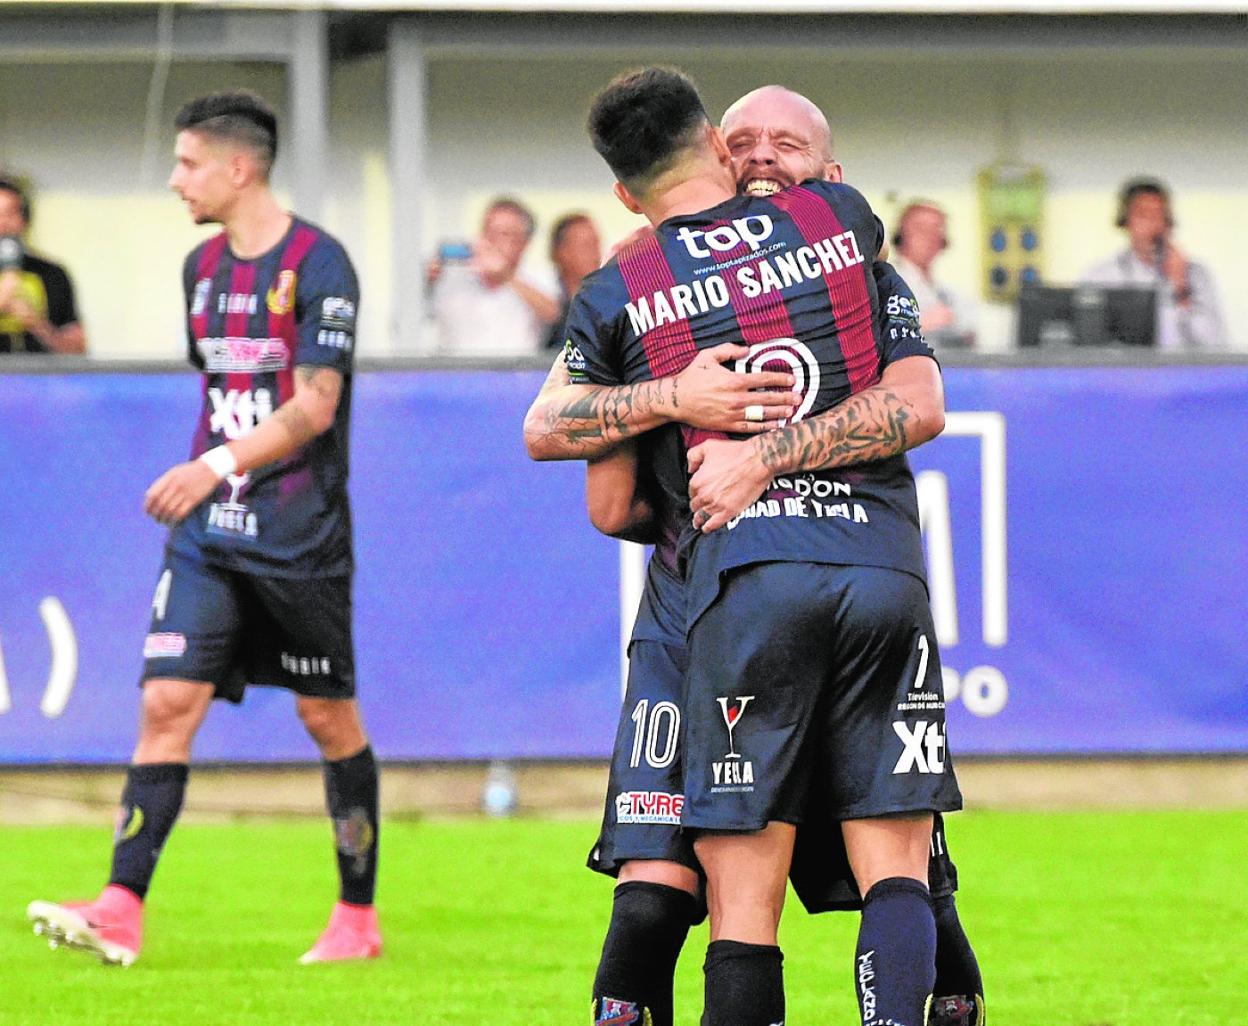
left=523, top=345, right=800, bottom=462
left=144, top=365, right=343, bottom=525
left=687, top=356, right=944, bottom=534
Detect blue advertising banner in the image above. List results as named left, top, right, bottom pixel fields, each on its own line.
left=1, top=366, right=1245, bottom=761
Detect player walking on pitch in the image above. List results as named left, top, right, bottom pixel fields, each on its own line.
left=26, top=91, right=381, bottom=967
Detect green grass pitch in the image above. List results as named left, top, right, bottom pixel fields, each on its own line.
left=1, top=810, right=1245, bottom=1025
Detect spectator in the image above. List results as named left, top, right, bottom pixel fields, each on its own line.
left=1080, top=177, right=1225, bottom=349
left=892, top=200, right=975, bottom=348
left=544, top=212, right=602, bottom=349
left=430, top=196, right=558, bottom=357
left=0, top=176, right=87, bottom=354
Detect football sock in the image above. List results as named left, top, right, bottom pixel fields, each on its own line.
left=322, top=744, right=379, bottom=906
left=702, top=939, right=784, bottom=1026
left=855, top=877, right=937, bottom=1026
left=933, top=893, right=985, bottom=1024
left=107, top=762, right=189, bottom=900
left=592, top=880, right=697, bottom=1026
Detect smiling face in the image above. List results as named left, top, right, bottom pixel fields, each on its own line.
left=721, top=86, right=841, bottom=196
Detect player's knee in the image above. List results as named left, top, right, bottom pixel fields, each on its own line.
left=140, top=681, right=206, bottom=736
left=296, top=696, right=360, bottom=750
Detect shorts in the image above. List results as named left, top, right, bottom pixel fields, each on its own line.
left=140, top=548, right=356, bottom=703
left=588, top=640, right=699, bottom=877
left=589, top=638, right=959, bottom=915
left=682, top=561, right=962, bottom=833
left=790, top=810, right=959, bottom=912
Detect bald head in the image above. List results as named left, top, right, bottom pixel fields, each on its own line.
left=720, top=85, right=840, bottom=196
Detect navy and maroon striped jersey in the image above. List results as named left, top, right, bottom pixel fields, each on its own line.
left=169, top=217, right=358, bottom=578
left=563, top=180, right=935, bottom=628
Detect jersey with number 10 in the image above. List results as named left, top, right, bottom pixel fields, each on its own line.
left=170, top=217, right=359, bottom=578
left=563, top=180, right=936, bottom=627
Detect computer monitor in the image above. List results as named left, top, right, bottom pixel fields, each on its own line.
left=1017, top=285, right=1157, bottom=347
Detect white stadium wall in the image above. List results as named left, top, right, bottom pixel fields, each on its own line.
left=1, top=42, right=1245, bottom=357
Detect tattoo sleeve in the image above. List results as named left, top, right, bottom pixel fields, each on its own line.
left=753, top=384, right=917, bottom=475
left=532, top=374, right=675, bottom=459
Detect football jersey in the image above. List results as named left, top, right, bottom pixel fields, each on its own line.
left=563, top=180, right=935, bottom=627
left=169, top=217, right=358, bottom=578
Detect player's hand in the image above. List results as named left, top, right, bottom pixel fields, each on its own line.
left=672, top=344, right=800, bottom=434
left=472, top=240, right=511, bottom=287
left=144, top=461, right=220, bottom=527
left=1160, top=243, right=1191, bottom=299
left=688, top=437, right=773, bottom=533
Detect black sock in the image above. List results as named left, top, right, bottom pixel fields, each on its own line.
left=855, top=877, right=936, bottom=1026
left=322, top=744, right=379, bottom=906
left=931, top=894, right=984, bottom=1025
left=592, top=881, right=697, bottom=1026
left=702, top=939, right=784, bottom=1026
left=107, top=762, right=189, bottom=900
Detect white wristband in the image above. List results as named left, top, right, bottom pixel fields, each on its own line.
left=199, top=445, right=238, bottom=480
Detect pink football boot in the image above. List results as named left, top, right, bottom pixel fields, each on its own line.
left=27, top=884, right=143, bottom=967
left=298, top=901, right=381, bottom=964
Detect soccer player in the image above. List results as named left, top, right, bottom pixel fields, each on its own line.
left=25, top=91, right=381, bottom=967
left=566, top=68, right=963, bottom=1026
left=525, top=82, right=983, bottom=1026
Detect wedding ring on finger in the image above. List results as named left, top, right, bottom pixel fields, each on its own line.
left=744, top=404, right=765, bottom=423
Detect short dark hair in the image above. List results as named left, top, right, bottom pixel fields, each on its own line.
left=1116, top=176, right=1172, bottom=229
left=483, top=196, right=536, bottom=239
left=0, top=174, right=31, bottom=224
left=549, top=212, right=592, bottom=259
left=587, top=67, right=710, bottom=194
left=174, top=91, right=278, bottom=178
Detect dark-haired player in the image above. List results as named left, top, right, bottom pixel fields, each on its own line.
left=564, top=68, right=962, bottom=1026
left=26, top=90, right=381, bottom=967
left=526, top=82, right=983, bottom=1026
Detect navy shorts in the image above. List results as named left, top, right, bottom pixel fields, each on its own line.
left=140, top=548, right=356, bottom=702
left=588, top=640, right=698, bottom=876
left=683, top=561, right=962, bottom=833
left=590, top=638, right=959, bottom=914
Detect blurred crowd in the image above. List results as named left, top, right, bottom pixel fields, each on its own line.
left=1, top=173, right=1227, bottom=358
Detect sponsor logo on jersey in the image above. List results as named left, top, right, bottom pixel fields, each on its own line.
left=218, top=292, right=258, bottom=316
left=321, top=296, right=356, bottom=330
left=266, top=269, right=297, bottom=315
left=891, top=719, right=947, bottom=774
left=317, top=329, right=352, bottom=351
left=198, top=336, right=290, bottom=373
left=281, top=652, right=332, bottom=676
left=676, top=215, right=775, bottom=257
left=191, top=277, right=212, bottom=316
left=614, top=790, right=684, bottom=825
left=564, top=338, right=586, bottom=376
left=208, top=388, right=274, bottom=439
left=143, top=632, right=187, bottom=658
left=207, top=473, right=258, bottom=539
left=712, top=696, right=756, bottom=792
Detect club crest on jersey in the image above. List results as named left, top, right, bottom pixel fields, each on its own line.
left=594, top=997, right=651, bottom=1026
left=266, top=269, right=297, bottom=315
left=712, top=696, right=755, bottom=791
